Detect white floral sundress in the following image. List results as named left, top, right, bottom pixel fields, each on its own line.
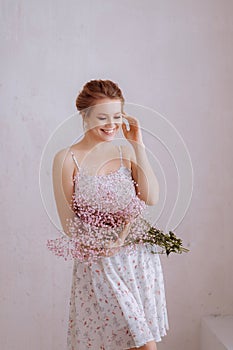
left=49, top=145, right=169, bottom=349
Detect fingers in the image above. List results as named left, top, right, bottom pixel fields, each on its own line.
left=122, top=112, right=138, bottom=122
left=122, top=113, right=140, bottom=128
left=121, top=122, right=127, bottom=130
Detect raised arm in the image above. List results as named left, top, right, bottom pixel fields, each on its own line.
left=52, top=148, right=76, bottom=237
left=122, top=113, right=159, bottom=206
left=129, top=143, right=159, bottom=205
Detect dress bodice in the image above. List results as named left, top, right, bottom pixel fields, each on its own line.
left=47, top=146, right=152, bottom=263
left=74, top=165, right=137, bottom=213
left=70, top=146, right=147, bottom=230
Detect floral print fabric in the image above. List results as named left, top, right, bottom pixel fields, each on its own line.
left=67, top=244, right=169, bottom=349
left=65, top=149, right=169, bottom=349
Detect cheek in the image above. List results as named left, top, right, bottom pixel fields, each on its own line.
left=89, top=120, right=122, bottom=129
left=88, top=121, right=105, bottom=130
left=116, top=120, right=123, bottom=127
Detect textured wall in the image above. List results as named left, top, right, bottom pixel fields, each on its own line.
left=1, top=1, right=233, bottom=349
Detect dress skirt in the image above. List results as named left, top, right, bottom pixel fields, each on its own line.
left=67, top=243, right=169, bottom=350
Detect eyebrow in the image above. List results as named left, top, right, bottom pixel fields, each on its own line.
left=97, top=112, right=122, bottom=116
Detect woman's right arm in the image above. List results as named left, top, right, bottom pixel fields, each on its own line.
left=52, top=149, right=76, bottom=237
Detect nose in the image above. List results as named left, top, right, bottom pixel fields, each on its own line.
left=105, top=116, right=116, bottom=127
left=105, top=122, right=115, bottom=128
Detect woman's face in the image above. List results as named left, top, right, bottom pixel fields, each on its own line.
left=83, top=98, right=123, bottom=141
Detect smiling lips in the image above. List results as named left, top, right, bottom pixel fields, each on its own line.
left=100, top=128, right=117, bottom=135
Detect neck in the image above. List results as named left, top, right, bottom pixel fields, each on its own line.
left=79, top=132, right=113, bottom=151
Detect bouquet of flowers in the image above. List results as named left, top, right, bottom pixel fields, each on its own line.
left=47, top=188, right=190, bottom=262
left=47, top=214, right=189, bottom=263
left=126, top=221, right=190, bottom=256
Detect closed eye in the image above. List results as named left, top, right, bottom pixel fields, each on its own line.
left=97, top=115, right=122, bottom=120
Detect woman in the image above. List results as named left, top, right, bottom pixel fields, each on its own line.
left=50, top=79, right=169, bottom=349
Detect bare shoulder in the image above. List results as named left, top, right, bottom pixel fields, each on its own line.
left=121, top=144, right=136, bottom=163
left=53, top=147, right=70, bottom=163
left=53, top=147, right=74, bottom=174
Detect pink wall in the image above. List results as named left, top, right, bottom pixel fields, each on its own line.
left=1, top=1, right=233, bottom=349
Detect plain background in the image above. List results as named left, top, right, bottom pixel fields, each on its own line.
left=1, top=1, right=233, bottom=349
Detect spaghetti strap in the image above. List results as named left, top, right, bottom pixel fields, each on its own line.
left=118, top=145, right=123, bottom=166
left=70, top=150, right=80, bottom=170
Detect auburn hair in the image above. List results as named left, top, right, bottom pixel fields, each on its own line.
left=76, top=79, right=125, bottom=115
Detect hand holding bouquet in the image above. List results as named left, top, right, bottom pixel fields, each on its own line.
left=47, top=207, right=190, bottom=262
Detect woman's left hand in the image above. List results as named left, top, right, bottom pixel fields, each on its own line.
left=121, top=112, right=144, bottom=145
left=102, top=222, right=132, bottom=257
